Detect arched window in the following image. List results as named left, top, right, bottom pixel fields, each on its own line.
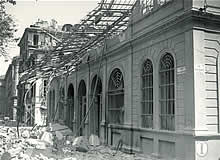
left=90, top=75, right=102, bottom=136
left=78, top=80, right=86, bottom=136
left=142, top=59, right=153, bottom=128
left=108, top=68, right=124, bottom=124
left=159, top=53, right=175, bottom=130
left=59, top=87, right=65, bottom=120
left=67, top=84, right=74, bottom=130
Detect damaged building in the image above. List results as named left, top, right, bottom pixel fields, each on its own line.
left=17, top=0, right=220, bottom=159
left=17, top=22, right=65, bottom=126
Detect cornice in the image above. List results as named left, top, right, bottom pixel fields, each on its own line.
left=74, top=9, right=220, bottom=73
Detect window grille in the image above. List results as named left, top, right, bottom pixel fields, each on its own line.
left=108, top=68, right=124, bottom=124
left=159, top=53, right=175, bottom=130
left=142, top=59, right=153, bottom=128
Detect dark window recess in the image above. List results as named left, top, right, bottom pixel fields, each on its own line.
left=33, top=35, right=39, bottom=46
left=43, top=80, right=47, bottom=98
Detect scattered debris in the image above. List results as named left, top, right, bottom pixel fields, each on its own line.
left=55, top=130, right=64, bottom=140
left=40, top=131, right=53, bottom=145
left=50, top=123, right=73, bottom=136
left=73, top=136, right=90, bottom=152
left=21, top=130, right=30, bottom=138
left=89, top=134, right=100, bottom=146
left=0, top=124, right=154, bottom=160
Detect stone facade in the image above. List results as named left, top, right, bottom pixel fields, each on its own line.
left=46, top=0, right=220, bottom=159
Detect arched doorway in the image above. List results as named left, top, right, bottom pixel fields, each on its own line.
left=48, top=91, right=52, bottom=121
left=108, top=68, right=124, bottom=124
left=51, top=90, right=55, bottom=122
left=67, top=84, right=74, bottom=130
left=90, top=75, right=102, bottom=136
left=59, top=87, right=65, bottom=120
left=78, top=80, right=86, bottom=136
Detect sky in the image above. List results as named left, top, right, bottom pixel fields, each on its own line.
left=0, top=0, right=99, bottom=76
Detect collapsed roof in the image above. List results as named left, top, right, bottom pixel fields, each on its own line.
left=20, top=0, right=138, bottom=82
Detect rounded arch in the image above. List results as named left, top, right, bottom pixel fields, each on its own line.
left=78, top=80, right=87, bottom=136
left=141, top=58, right=153, bottom=128
left=58, top=86, right=65, bottom=121
left=90, top=75, right=102, bottom=136
left=139, top=53, right=154, bottom=74
left=159, top=53, right=174, bottom=70
left=66, top=83, right=74, bottom=130
left=108, top=68, right=124, bottom=91
left=159, top=52, right=175, bottom=131
left=78, top=80, right=86, bottom=97
left=107, top=64, right=125, bottom=88
left=67, top=83, right=74, bottom=97
left=142, top=59, right=153, bottom=74
left=91, top=75, right=102, bottom=95
left=90, top=72, right=103, bottom=87
left=155, top=48, right=176, bottom=66
left=108, top=68, right=124, bottom=125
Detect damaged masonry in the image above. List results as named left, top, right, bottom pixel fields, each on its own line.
left=1, top=0, right=220, bottom=160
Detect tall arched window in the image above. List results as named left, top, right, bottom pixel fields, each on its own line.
left=59, top=87, right=65, bottom=120
left=142, top=59, right=153, bottom=128
left=78, top=80, right=86, bottom=136
left=159, top=53, right=175, bottom=130
left=108, top=68, right=124, bottom=124
left=67, top=84, right=74, bottom=130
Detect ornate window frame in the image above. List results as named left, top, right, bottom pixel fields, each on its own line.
left=108, top=68, right=124, bottom=124
left=159, top=53, right=175, bottom=131
left=141, top=59, right=153, bottom=128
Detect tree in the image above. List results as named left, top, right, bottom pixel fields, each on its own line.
left=0, top=0, right=16, bottom=60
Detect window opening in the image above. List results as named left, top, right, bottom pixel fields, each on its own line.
left=159, top=53, right=175, bottom=130
left=142, top=59, right=153, bottom=128
left=108, top=68, right=124, bottom=124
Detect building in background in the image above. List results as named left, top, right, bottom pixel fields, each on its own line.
left=17, top=21, right=63, bottom=126
left=4, top=56, right=20, bottom=120
left=0, top=75, right=6, bottom=119
left=45, top=0, right=220, bottom=160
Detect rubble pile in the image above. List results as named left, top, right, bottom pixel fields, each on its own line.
left=0, top=125, right=153, bottom=160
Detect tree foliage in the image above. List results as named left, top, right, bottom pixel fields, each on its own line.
left=0, top=0, right=16, bottom=58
